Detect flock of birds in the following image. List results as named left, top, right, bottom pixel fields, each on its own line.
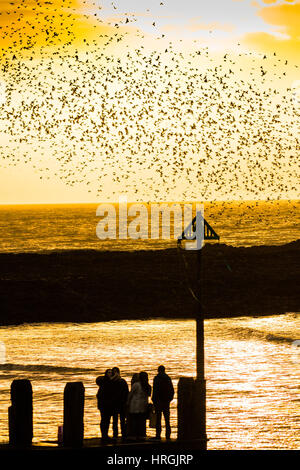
left=0, top=0, right=299, bottom=202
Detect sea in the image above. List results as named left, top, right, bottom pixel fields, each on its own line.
left=0, top=200, right=299, bottom=449
left=0, top=200, right=299, bottom=252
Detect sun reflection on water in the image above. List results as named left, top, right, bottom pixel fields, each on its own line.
left=0, top=314, right=299, bottom=449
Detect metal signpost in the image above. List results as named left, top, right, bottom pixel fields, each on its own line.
left=178, top=211, right=219, bottom=448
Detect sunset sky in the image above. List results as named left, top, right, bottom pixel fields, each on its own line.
left=0, top=0, right=299, bottom=203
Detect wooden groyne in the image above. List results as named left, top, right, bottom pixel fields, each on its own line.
left=0, top=241, right=299, bottom=325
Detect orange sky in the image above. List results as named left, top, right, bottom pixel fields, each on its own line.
left=244, top=0, right=300, bottom=61
left=0, top=0, right=298, bottom=60
left=0, top=0, right=120, bottom=58
left=0, top=0, right=299, bottom=203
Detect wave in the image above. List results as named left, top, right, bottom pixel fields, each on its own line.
left=227, top=326, right=297, bottom=344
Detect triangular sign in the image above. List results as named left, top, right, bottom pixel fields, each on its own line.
left=179, top=213, right=220, bottom=241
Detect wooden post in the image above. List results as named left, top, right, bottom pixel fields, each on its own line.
left=9, top=379, right=33, bottom=446
left=193, top=378, right=206, bottom=447
left=177, top=377, right=207, bottom=449
left=63, top=382, right=85, bottom=447
left=177, top=377, right=195, bottom=441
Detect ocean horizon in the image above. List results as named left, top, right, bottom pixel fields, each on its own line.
left=0, top=200, right=299, bottom=253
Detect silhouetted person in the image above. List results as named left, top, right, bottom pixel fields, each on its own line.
left=111, top=367, right=129, bottom=439
left=127, top=371, right=151, bottom=440
left=131, top=373, right=140, bottom=386
left=126, top=373, right=140, bottom=437
left=152, top=365, right=174, bottom=439
left=139, top=371, right=151, bottom=437
left=96, top=368, right=113, bottom=443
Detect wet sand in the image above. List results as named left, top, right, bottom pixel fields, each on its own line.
left=0, top=240, right=299, bottom=325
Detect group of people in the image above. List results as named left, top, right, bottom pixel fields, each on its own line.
left=96, top=365, right=174, bottom=443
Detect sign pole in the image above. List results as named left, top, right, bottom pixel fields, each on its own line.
left=196, top=243, right=207, bottom=448
left=178, top=212, right=219, bottom=449
left=196, top=245, right=205, bottom=379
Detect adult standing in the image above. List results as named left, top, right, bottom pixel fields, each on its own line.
left=111, top=367, right=129, bottom=440
left=126, top=373, right=140, bottom=438
left=127, top=371, right=151, bottom=440
left=96, top=368, right=114, bottom=443
left=152, top=365, right=174, bottom=439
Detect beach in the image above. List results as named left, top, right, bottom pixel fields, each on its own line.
left=0, top=240, right=299, bottom=326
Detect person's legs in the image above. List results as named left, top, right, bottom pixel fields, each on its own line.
left=100, top=411, right=105, bottom=437
left=126, top=413, right=133, bottom=438
left=113, top=413, right=119, bottom=438
left=101, top=410, right=111, bottom=440
left=163, top=405, right=171, bottom=439
left=136, top=413, right=146, bottom=440
left=120, top=409, right=127, bottom=438
left=131, top=413, right=138, bottom=439
left=140, top=413, right=147, bottom=438
left=155, top=406, right=162, bottom=438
